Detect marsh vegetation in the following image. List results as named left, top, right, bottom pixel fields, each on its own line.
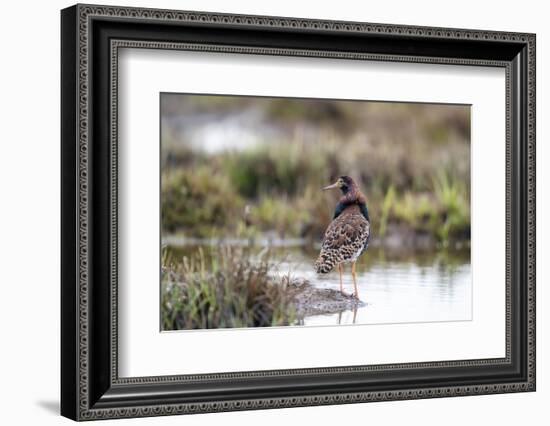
left=160, top=95, right=472, bottom=329
left=161, top=247, right=296, bottom=330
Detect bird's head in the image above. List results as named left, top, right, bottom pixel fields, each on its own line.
left=322, top=175, right=356, bottom=195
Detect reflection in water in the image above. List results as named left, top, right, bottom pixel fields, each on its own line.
left=273, top=245, right=471, bottom=326
left=303, top=260, right=471, bottom=326
left=165, top=244, right=472, bottom=327
left=337, top=305, right=358, bottom=325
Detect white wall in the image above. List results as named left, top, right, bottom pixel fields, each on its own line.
left=0, top=0, right=546, bottom=424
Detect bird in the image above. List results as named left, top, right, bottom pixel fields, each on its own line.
left=314, top=176, right=371, bottom=299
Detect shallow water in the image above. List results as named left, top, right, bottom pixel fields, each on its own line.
left=165, top=244, right=471, bottom=327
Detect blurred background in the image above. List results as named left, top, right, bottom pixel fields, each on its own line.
left=161, top=93, right=470, bottom=248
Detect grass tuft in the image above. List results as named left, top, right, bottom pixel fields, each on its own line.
left=161, top=246, right=296, bottom=330
left=432, top=171, right=470, bottom=246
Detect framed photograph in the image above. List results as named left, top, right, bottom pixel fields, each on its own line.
left=61, top=4, right=536, bottom=421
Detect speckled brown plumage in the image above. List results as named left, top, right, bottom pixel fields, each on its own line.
left=315, top=204, right=370, bottom=273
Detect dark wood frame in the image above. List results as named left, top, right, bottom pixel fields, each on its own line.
left=61, top=3, right=536, bottom=421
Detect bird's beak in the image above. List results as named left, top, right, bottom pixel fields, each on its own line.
left=323, top=182, right=340, bottom=191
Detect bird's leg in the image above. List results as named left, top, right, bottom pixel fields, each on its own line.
left=351, top=261, right=359, bottom=299
left=338, top=263, right=344, bottom=293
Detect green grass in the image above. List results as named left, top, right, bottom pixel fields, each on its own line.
left=432, top=171, right=470, bottom=246
left=161, top=167, right=243, bottom=236
left=161, top=131, right=471, bottom=246
left=161, top=246, right=297, bottom=330
left=224, top=142, right=327, bottom=198
left=378, top=185, right=396, bottom=237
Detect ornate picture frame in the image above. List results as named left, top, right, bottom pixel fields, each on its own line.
left=61, top=4, right=535, bottom=420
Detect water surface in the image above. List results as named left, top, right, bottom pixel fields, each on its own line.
left=165, top=244, right=471, bottom=327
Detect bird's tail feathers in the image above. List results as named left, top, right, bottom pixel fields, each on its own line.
left=314, top=255, right=335, bottom=274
